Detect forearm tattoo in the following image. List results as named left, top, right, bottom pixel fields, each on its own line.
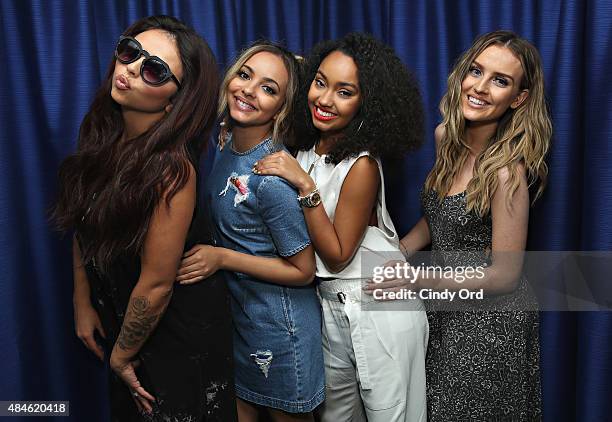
left=116, top=296, right=162, bottom=351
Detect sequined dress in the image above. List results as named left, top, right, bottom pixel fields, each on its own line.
left=421, top=189, right=541, bottom=422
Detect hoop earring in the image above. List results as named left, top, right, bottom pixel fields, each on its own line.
left=218, top=118, right=230, bottom=150
left=356, top=120, right=364, bottom=133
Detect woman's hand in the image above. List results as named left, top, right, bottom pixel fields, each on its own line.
left=363, top=260, right=420, bottom=299
left=109, top=352, right=156, bottom=414
left=73, top=301, right=106, bottom=361
left=253, top=151, right=315, bottom=195
left=176, top=244, right=224, bottom=285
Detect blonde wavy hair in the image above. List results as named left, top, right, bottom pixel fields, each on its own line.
left=425, top=30, right=552, bottom=216
left=217, top=41, right=301, bottom=145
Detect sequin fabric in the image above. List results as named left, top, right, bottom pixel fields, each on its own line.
left=421, top=189, right=542, bottom=422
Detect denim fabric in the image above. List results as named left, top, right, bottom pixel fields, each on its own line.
left=205, top=136, right=325, bottom=413
left=207, top=136, right=310, bottom=258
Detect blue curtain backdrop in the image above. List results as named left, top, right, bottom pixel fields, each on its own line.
left=1, top=0, right=611, bottom=420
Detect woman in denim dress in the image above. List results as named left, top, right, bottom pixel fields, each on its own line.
left=177, top=42, right=324, bottom=422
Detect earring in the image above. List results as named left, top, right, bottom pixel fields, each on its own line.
left=218, top=119, right=230, bottom=150
left=356, top=120, right=364, bottom=133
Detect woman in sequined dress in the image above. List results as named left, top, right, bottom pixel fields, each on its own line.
left=365, top=31, right=552, bottom=421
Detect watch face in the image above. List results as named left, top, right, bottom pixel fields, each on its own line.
left=308, top=192, right=321, bottom=208
left=299, top=189, right=321, bottom=207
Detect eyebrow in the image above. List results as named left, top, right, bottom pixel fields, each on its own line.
left=317, top=69, right=359, bottom=90
left=472, top=60, right=515, bottom=82
left=242, top=64, right=280, bottom=89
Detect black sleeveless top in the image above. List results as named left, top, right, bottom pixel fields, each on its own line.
left=78, top=148, right=237, bottom=421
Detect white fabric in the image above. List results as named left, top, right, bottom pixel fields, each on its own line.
left=296, top=147, right=428, bottom=421
left=317, top=279, right=428, bottom=422
left=296, top=148, right=401, bottom=279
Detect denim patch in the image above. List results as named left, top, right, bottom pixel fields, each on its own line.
left=219, top=172, right=250, bottom=206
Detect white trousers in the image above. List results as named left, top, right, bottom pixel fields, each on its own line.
left=317, top=280, right=428, bottom=422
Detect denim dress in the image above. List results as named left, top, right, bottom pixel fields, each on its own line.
left=205, top=136, right=325, bottom=413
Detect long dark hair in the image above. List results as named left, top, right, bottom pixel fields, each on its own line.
left=52, top=15, right=219, bottom=272
left=291, top=33, right=424, bottom=164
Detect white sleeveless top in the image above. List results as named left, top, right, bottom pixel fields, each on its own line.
left=296, top=147, right=404, bottom=279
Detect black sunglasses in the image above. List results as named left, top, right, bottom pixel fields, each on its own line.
left=114, top=36, right=181, bottom=88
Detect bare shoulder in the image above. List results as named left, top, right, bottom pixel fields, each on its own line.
left=340, top=155, right=380, bottom=198
left=350, top=155, right=379, bottom=174
left=434, top=123, right=445, bottom=149
left=160, top=161, right=197, bottom=209
left=497, top=162, right=527, bottom=188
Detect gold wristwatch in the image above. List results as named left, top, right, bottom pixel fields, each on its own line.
left=297, top=187, right=322, bottom=208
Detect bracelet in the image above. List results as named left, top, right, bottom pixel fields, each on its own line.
left=399, top=240, right=409, bottom=259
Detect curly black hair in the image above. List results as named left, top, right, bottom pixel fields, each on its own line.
left=291, top=32, right=424, bottom=164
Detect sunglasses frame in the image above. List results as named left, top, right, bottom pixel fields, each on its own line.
left=114, top=36, right=181, bottom=88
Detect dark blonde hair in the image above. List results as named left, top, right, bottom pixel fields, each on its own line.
left=425, top=30, right=552, bottom=216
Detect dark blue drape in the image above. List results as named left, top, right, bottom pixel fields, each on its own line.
left=1, top=1, right=610, bottom=420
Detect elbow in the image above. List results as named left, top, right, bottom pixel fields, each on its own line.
left=328, top=264, right=347, bottom=274
left=319, top=247, right=357, bottom=274
left=295, top=268, right=316, bottom=286
left=485, top=271, right=521, bottom=295
left=326, top=257, right=352, bottom=274
left=140, top=277, right=175, bottom=298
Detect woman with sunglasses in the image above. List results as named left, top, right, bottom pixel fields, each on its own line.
left=53, top=16, right=236, bottom=421
left=252, top=33, right=428, bottom=421
left=176, top=41, right=324, bottom=422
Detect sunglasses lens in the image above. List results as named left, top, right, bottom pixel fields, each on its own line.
left=116, top=38, right=140, bottom=63
left=142, top=58, right=168, bottom=85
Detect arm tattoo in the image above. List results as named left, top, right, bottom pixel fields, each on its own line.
left=116, top=296, right=162, bottom=351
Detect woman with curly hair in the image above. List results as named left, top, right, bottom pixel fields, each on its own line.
left=176, top=41, right=324, bottom=422
left=253, top=33, right=428, bottom=422
left=53, top=15, right=236, bottom=421
left=366, top=31, right=552, bottom=420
